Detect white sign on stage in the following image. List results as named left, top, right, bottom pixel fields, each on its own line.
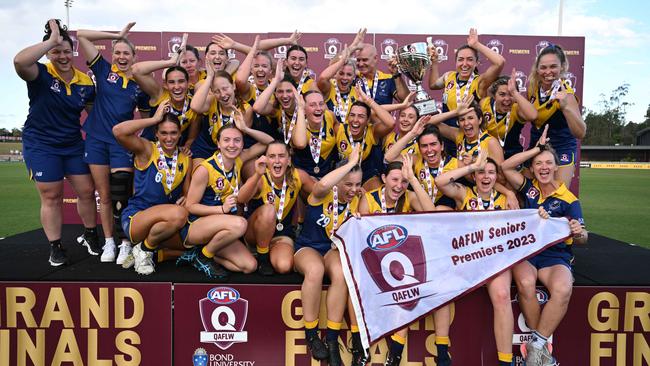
left=332, top=209, right=570, bottom=349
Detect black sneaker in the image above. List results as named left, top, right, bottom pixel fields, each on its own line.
left=257, top=255, right=274, bottom=276
left=384, top=350, right=402, bottom=366
left=76, top=234, right=101, bottom=255
left=176, top=246, right=201, bottom=267
left=306, top=335, right=328, bottom=361
left=350, top=336, right=369, bottom=366
left=49, top=244, right=67, bottom=266
left=192, top=252, right=229, bottom=279
left=327, top=339, right=343, bottom=366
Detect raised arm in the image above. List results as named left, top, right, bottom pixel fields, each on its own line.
left=502, top=125, right=549, bottom=188
left=190, top=59, right=215, bottom=114
left=132, top=33, right=188, bottom=100
left=113, top=100, right=171, bottom=162
left=467, top=28, right=505, bottom=98
left=317, top=46, right=351, bottom=95
left=213, top=31, right=301, bottom=55
left=403, top=153, right=436, bottom=211
left=311, top=144, right=361, bottom=200
left=76, top=21, right=135, bottom=63
left=428, top=95, right=475, bottom=141
left=237, top=156, right=266, bottom=204
left=14, top=20, right=63, bottom=81
left=252, top=60, right=283, bottom=115
left=388, top=55, right=409, bottom=102
left=355, top=85, right=395, bottom=139
left=435, top=150, right=488, bottom=204
left=556, top=83, right=586, bottom=139
left=384, top=115, right=427, bottom=162
left=235, top=35, right=260, bottom=98
left=508, top=68, right=537, bottom=121
left=427, top=44, right=444, bottom=90
left=291, top=93, right=308, bottom=149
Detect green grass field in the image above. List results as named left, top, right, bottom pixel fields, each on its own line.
left=0, top=162, right=648, bottom=247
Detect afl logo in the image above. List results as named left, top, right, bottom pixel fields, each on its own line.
left=367, top=224, right=408, bottom=251
left=207, top=287, right=240, bottom=305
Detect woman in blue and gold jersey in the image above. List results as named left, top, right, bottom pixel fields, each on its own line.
left=112, top=100, right=191, bottom=276
left=335, top=86, right=396, bottom=189
left=294, top=145, right=362, bottom=365
left=382, top=105, right=422, bottom=161
left=435, top=152, right=515, bottom=366
left=284, top=44, right=316, bottom=94
left=180, top=45, right=205, bottom=95
left=131, top=34, right=199, bottom=151
left=428, top=28, right=505, bottom=155
left=386, top=121, right=460, bottom=210
left=317, top=46, right=359, bottom=124
left=480, top=69, right=538, bottom=159
left=190, top=65, right=256, bottom=163
left=528, top=44, right=586, bottom=186
left=181, top=120, right=273, bottom=279
left=14, top=19, right=98, bottom=266
left=76, top=22, right=151, bottom=264
left=351, top=155, right=436, bottom=366
left=502, top=127, right=587, bottom=366
left=237, top=141, right=315, bottom=275
left=432, top=98, right=504, bottom=168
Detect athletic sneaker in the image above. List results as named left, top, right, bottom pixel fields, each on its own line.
left=326, top=339, right=343, bottom=366
left=192, top=252, right=228, bottom=278
left=121, top=252, right=135, bottom=269
left=132, top=243, right=155, bottom=275
left=306, top=335, right=328, bottom=361
left=384, top=350, right=402, bottom=366
left=100, top=241, right=116, bottom=262
left=349, top=335, right=369, bottom=366
left=48, top=244, right=67, bottom=266
left=77, top=234, right=101, bottom=255
left=116, top=241, right=132, bottom=265
left=176, top=246, right=201, bottom=267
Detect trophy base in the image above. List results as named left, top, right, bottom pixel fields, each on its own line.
left=413, top=99, right=439, bottom=116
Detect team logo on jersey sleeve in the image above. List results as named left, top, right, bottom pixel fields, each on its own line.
left=362, top=228, right=427, bottom=310
left=324, top=38, right=342, bottom=59
left=380, top=39, right=398, bottom=60
left=486, top=39, right=504, bottom=55
left=199, top=287, right=249, bottom=350
left=431, top=39, right=449, bottom=61
left=167, top=36, right=183, bottom=57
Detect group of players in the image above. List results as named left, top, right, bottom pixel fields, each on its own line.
left=15, top=19, right=588, bottom=366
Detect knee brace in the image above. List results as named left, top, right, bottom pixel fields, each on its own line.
left=110, top=171, right=133, bottom=238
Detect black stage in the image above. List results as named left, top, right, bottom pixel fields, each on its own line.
left=1, top=225, right=648, bottom=286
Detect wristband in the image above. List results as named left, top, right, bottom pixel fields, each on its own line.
left=538, top=144, right=547, bottom=152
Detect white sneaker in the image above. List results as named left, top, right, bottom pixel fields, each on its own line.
left=100, top=241, right=116, bottom=262
left=116, top=241, right=132, bottom=265
left=132, top=244, right=155, bottom=275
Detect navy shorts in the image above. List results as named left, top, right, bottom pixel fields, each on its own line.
left=24, top=143, right=89, bottom=182
left=555, top=148, right=576, bottom=167
left=528, top=245, right=572, bottom=270
left=84, top=133, right=133, bottom=168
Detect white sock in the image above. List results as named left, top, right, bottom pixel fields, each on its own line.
left=531, top=331, right=547, bottom=349
left=105, top=237, right=115, bottom=246
left=121, top=239, right=131, bottom=246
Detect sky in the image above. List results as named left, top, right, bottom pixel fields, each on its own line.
left=1, top=0, right=649, bottom=130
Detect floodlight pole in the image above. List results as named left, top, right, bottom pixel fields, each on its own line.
left=64, top=0, right=73, bottom=28
left=558, top=0, right=564, bottom=36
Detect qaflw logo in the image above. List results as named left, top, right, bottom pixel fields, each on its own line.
left=363, top=225, right=427, bottom=310
left=199, top=287, right=249, bottom=350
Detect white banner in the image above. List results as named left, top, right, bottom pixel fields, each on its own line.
left=332, top=209, right=570, bottom=349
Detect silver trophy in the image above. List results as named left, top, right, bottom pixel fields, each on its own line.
left=396, top=41, right=439, bottom=115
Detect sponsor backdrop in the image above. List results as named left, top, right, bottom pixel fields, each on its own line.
left=2, top=283, right=646, bottom=365
left=0, top=282, right=172, bottom=366
left=62, top=31, right=584, bottom=222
